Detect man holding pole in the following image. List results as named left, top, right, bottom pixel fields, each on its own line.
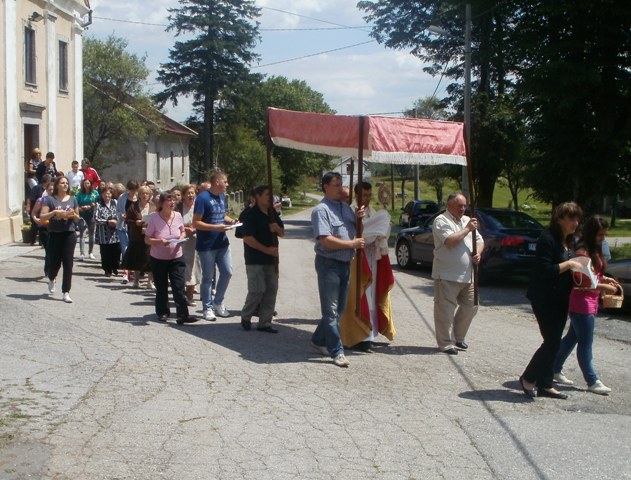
left=432, top=192, right=483, bottom=355
left=310, top=172, right=365, bottom=368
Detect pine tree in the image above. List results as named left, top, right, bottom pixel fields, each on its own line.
left=156, top=0, right=261, bottom=173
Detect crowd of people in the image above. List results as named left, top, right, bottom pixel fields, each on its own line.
left=24, top=154, right=619, bottom=389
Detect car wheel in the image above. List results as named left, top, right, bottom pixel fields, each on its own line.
left=396, top=241, right=414, bottom=269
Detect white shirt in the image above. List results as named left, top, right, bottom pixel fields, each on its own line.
left=431, top=210, right=481, bottom=283
left=67, top=169, right=84, bottom=189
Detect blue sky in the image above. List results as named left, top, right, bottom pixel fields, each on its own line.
left=88, top=0, right=445, bottom=122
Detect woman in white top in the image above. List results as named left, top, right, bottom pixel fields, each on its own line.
left=177, top=184, right=202, bottom=306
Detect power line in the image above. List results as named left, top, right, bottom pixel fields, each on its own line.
left=252, top=40, right=376, bottom=69
left=91, top=15, right=372, bottom=32
left=260, top=6, right=372, bottom=32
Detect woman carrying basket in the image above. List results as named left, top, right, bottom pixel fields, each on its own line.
left=553, top=215, right=620, bottom=395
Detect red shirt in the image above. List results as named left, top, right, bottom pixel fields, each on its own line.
left=82, top=167, right=100, bottom=187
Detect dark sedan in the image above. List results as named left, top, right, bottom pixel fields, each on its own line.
left=395, top=208, right=544, bottom=283
left=398, top=200, right=440, bottom=227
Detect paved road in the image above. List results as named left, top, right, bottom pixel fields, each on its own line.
left=1, top=207, right=630, bottom=480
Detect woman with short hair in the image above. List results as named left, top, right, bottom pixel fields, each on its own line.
left=145, top=192, right=197, bottom=324
left=177, top=184, right=201, bottom=306
left=122, top=185, right=153, bottom=289
left=94, top=187, right=121, bottom=277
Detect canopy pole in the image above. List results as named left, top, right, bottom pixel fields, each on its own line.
left=464, top=127, right=478, bottom=305
left=354, top=116, right=366, bottom=317
left=265, top=108, right=279, bottom=272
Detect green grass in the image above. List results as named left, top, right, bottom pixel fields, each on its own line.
left=611, top=244, right=631, bottom=260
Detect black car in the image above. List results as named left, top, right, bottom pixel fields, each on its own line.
left=395, top=208, right=544, bottom=282
left=398, top=200, right=440, bottom=227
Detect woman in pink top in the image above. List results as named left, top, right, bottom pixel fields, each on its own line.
left=145, top=192, right=198, bottom=325
left=553, top=215, right=620, bottom=395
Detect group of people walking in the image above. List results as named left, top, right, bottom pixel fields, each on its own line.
left=27, top=161, right=619, bottom=388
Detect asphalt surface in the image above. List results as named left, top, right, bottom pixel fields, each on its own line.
left=1, top=207, right=630, bottom=480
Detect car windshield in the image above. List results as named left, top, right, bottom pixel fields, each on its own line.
left=483, top=211, right=543, bottom=230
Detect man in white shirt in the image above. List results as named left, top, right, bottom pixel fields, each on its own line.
left=66, top=161, right=84, bottom=191
left=432, top=192, right=484, bottom=355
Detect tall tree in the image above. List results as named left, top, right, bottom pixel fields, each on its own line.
left=358, top=0, right=522, bottom=207
left=157, top=0, right=261, bottom=173
left=513, top=0, right=631, bottom=212
left=83, top=35, right=160, bottom=170
left=218, top=75, right=335, bottom=192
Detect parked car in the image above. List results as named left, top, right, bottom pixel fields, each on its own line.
left=605, top=259, right=631, bottom=311
left=395, top=207, right=544, bottom=283
left=398, top=200, right=440, bottom=227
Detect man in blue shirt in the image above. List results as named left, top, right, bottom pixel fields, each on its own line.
left=311, top=172, right=365, bottom=367
left=193, top=171, right=237, bottom=321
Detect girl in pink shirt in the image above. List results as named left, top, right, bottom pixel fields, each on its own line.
left=553, top=216, right=620, bottom=395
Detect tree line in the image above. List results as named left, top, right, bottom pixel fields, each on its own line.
left=83, top=0, right=631, bottom=217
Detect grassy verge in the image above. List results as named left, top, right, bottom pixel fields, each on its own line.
left=611, top=244, right=631, bottom=260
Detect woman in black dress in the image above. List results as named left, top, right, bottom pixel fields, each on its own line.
left=121, top=185, right=154, bottom=288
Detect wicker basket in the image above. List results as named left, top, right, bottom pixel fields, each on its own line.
left=603, top=289, right=624, bottom=309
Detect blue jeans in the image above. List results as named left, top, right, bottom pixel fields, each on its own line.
left=312, top=255, right=351, bottom=357
left=553, top=312, right=598, bottom=385
left=117, top=229, right=129, bottom=257
left=198, top=245, right=232, bottom=311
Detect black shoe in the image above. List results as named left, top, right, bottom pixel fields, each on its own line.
left=519, top=376, right=536, bottom=398
left=442, top=347, right=458, bottom=355
left=455, top=341, right=468, bottom=350
left=176, top=315, right=199, bottom=325
left=537, top=388, right=568, bottom=399
left=257, top=326, right=279, bottom=334
left=241, top=318, right=251, bottom=331
left=353, top=341, right=374, bottom=353
left=158, top=314, right=168, bottom=323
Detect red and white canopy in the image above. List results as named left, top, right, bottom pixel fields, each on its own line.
left=268, top=107, right=466, bottom=165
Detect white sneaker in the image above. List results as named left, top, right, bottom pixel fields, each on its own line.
left=588, top=380, right=611, bottom=395
left=186, top=298, right=197, bottom=307
left=121, top=275, right=128, bottom=285
left=310, top=341, right=329, bottom=356
left=203, top=309, right=216, bottom=321
left=214, top=304, right=230, bottom=317
left=62, top=292, right=73, bottom=303
left=333, top=353, right=350, bottom=368
left=89, top=253, right=96, bottom=260
left=48, top=280, right=56, bottom=293
left=79, top=255, right=84, bottom=261
left=147, top=281, right=155, bottom=290
left=554, top=372, right=574, bottom=385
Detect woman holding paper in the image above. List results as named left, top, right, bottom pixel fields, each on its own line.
left=145, top=192, right=197, bottom=325
left=553, top=215, right=619, bottom=395
left=520, top=202, right=584, bottom=399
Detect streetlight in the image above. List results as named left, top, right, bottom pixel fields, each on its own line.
left=429, top=2, right=472, bottom=200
